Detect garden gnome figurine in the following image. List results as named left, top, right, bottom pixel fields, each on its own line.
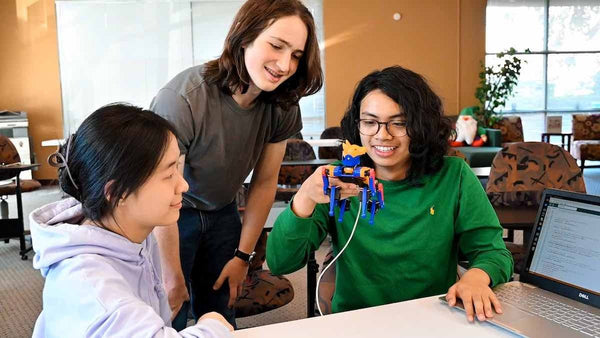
left=450, top=107, right=488, bottom=147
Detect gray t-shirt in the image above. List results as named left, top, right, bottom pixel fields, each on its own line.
left=150, top=65, right=302, bottom=211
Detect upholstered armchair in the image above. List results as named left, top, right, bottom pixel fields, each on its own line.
left=492, top=116, right=524, bottom=146
left=486, top=142, right=586, bottom=273
left=235, top=188, right=294, bottom=317
left=234, top=231, right=294, bottom=317
left=446, top=148, right=469, bottom=165
left=276, top=139, right=316, bottom=202
left=571, top=114, right=600, bottom=170
left=318, top=126, right=343, bottom=160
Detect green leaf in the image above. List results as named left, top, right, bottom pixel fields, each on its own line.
left=473, top=47, right=525, bottom=127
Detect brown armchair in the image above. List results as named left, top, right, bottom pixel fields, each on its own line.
left=492, top=116, right=524, bottom=146
left=485, top=142, right=585, bottom=273
left=571, top=114, right=600, bottom=170
left=275, top=139, right=316, bottom=202
left=234, top=188, right=294, bottom=317
left=318, top=126, right=343, bottom=160
left=234, top=231, right=295, bottom=317
left=446, top=148, right=469, bottom=165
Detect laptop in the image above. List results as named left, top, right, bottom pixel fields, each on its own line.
left=442, top=188, right=600, bottom=338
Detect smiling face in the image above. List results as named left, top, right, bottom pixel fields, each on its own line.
left=113, top=133, right=189, bottom=240
left=359, top=89, right=411, bottom=181
left=243, top=15, right=308, bottom=92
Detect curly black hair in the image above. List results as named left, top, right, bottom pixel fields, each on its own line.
left=340, top=66, right=452, bottom=182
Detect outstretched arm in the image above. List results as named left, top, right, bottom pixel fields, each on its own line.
left=212, top=140, right=287, bottom=308
left=447, top=161, right=513, bottom=322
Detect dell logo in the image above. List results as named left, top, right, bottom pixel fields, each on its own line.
left=579, top=293, right=589, bottom=300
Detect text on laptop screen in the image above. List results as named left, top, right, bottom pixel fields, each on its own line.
left=528, top=196, right=600, bottom=295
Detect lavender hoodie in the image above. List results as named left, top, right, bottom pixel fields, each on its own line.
left=30, top=198, right=232, bottom=338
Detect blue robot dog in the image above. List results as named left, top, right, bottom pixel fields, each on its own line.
left=321, top=141, right=384, bottom=224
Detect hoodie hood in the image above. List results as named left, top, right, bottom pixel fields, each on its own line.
left=30, top=197, right=143, bottom=277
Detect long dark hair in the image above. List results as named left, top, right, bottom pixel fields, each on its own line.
left=341, top=66, right=452, bottom=182
left=56, top=103, right=178, bottom=221
left=203, top=0, right=323, bottom=110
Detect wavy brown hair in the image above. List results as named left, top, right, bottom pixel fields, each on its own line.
left=203, top=0, right=323, bottom=110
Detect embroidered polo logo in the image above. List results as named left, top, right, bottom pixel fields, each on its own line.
left=430, top=205, right=435, bottom=215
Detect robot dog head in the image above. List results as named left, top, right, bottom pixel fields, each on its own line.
left=341, top=140, right=367, bottom=166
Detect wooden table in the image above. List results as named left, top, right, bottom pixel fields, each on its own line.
left=0, top=163, right=40, bottom=260
left=541, top=132, right=572, bottom=152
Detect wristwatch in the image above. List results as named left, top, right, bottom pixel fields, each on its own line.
left=233, top=248, right=256, bottom=265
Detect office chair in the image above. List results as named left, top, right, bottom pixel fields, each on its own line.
left=0, top=135, right=41, bottom=260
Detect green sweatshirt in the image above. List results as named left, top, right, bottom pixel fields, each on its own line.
left=266, top=157, right=513, bottom=313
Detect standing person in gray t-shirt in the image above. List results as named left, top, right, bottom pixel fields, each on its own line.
left=150, top=0, right=323, bottom=330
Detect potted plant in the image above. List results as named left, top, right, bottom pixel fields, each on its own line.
left=473, top=48, right=530, bottom=146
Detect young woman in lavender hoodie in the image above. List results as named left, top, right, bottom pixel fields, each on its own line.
left=30, top=103, right=233, bottom=337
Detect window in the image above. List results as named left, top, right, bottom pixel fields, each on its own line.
left=56, top=0, right=325, bottom=139
left=486, top=0, right=600, bottom=141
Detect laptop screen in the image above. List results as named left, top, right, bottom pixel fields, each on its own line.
left=523, top=190, right=600, bottom=306
left=527, top=194, right=600, bottom=295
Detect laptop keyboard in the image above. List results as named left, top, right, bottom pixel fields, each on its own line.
left=495, top=284, right=600, bottom=337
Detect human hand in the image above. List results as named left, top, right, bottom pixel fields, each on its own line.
left=198, top=312, right=234, bottom=332
left=293, top=166, right=360, bottom=218
left=445, top=268, right=502, bottom=322
left=164, top=276, right=190, bottom=321
left=212, top=258, right=249, bottom=308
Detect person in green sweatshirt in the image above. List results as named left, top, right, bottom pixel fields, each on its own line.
left=266, top=65, right=513, bottom=323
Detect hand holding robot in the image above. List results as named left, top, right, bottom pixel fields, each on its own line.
left=292, top=141, right=384, bottom=224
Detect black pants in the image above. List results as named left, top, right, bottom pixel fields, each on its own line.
left=171, top=202, right=241, bottom=330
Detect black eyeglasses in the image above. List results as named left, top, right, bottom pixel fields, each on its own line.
left=357, top=119, right=407, bottom=137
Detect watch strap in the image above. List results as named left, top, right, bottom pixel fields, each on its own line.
left=233, top=248, right=254, bottom=262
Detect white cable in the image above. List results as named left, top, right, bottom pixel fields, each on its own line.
left=316, top=200, right=362, bottom=316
